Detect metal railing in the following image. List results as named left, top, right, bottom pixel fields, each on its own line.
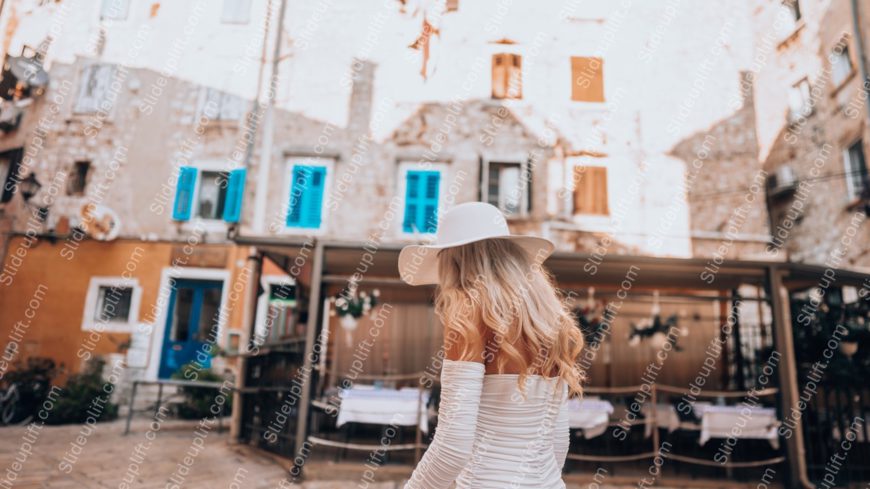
left=123, top=379, right=235, bottom=435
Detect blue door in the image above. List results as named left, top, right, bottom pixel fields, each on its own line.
left=159, top=279, right=223, bottom=379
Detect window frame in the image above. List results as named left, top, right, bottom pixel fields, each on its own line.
left=787, top=77, right=812, bottom=122
left=491, top=52, right=523, bottom=100
left=181, top=162, right=231, bottom=233
left=280, top=157, right=334, bottom=235
left=397, top=161, right=447, bottom=237
left=480, top=158, right=531, bottom=218
left=254, top=275, right=299, bottom=346
left=82, top=276, right=142, bottom=332
left=73, top=63, right=116, bottom=115
left=564, top=157, right=611, bottom=220
left=830, top=38, right=855, bottom=89
left=843, top=139, right=869, bottom=200
left=570, top=56, right=606, bottom=104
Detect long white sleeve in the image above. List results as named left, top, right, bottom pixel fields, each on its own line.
left=404, top=360, right=484, bottom=489
left=552, top=399, right=570, bottom=471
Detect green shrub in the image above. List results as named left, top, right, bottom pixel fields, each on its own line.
left=170, top=362, right=231, bottom=420
left=45, top=358, right=118, bottom=425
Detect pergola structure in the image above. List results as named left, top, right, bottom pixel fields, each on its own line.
left=230, top=234, right=870, bottom=487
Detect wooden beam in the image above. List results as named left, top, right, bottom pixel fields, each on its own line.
left=767, top=266, right=814, bottom=489
left=293, top=241, right=325, bottom=460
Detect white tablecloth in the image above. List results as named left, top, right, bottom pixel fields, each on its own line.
left=336, top=387, right=430, bottom=433
left=566, top=399, right=614, bottom=439
left=642, top=402, right=710, bottom=438
left=699, top=405, right=780, bottom=449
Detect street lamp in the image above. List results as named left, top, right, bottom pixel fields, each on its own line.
left=18, top=172, right=48, bottom=222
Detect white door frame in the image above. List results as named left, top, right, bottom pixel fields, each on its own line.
left=144, top=266, right=231, bottom=381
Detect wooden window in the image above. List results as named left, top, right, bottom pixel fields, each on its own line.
left=82, top=276, right=142, bottom=331
left=286, top=164, right=328, bottom=229
left=492, top=53, right=522, bottom=100
left=832, top=40, right=854, bottom=87
left=67, top=161, right=91, bottom=196
left=571, top=56, right=605, bottom=102
left=403, top=170, right=440, bottom=233
left=572, top=166, right=609, bottom=215
left=74, top=64, right=115, bottom=114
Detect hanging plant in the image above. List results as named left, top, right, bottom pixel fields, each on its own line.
left=330, top=288, right=380, bottom=346
left=628, top=314, right=686, bottom=351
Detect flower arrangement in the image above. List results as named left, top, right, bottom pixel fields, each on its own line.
left=330, top=288, right=380, bottom=320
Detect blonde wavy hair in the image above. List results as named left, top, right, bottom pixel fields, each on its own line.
left=435, top=238, right=584, bottom=396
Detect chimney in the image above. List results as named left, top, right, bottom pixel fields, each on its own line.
left=348, top=58, right=376, bottom=138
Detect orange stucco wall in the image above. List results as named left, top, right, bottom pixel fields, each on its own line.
left=0, top=237, right=249, bottom=382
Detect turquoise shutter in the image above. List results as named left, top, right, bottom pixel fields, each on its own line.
left=403, top=170, right=439, bottom=233
left=222, top=168, right=246, bottom=223
left=421, top=172, right=440, bottom=233
left=172, top=166, right=197, bottom=221
left=286, top=165, right=326, bottom=229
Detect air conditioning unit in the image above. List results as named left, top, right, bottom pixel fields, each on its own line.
left=767, top=165, right=797, bottom=197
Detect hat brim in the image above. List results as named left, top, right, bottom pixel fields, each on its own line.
left=398, top=235, right=555, bottom=286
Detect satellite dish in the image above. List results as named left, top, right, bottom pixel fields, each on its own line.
left=79, top=203, right=120, bottom=241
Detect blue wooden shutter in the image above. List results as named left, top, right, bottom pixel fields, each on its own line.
left=286, top=165, right=326, bottom=229
left=222, top=168, right=246, bottom=223
left=403, top=170, right=439, bottom=233
left=172, top=166, right=197, bottom=221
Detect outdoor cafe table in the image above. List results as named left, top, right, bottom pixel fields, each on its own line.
left=697, top=404, right=781, bottom=449
left=336, top=386, right=430, bottom=433
left=566, top=398, right=614, bottom=439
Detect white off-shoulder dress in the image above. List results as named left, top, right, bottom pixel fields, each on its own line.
left=404, top=359, right=570, bottom=489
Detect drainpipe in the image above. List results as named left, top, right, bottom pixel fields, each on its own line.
left=851, top=0, right=870, bottom=124
left=251, top=0, right=289, bottom=233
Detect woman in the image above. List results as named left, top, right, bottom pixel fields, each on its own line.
left=398, top=202, right=584, bottom=489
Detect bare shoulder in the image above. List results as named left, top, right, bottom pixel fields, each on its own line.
left=442, top=320, right=486, bottom=363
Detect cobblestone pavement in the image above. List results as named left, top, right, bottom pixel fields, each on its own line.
left=0, top=418, right=685, bottom=488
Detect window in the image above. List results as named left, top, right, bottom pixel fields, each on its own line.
left=198, top=87, right=245, bottom=121
left=844, top=140, right=869, bottom=200
left=571, top=56, right=605, bottom=103
left=222, top=0, right=252, bottom=23
left=196, top=171, right=229, bottom=220
left=492, top=53, right=522, bottom=100
left=402, top=168, right=440, bottom=234
left=100, top=0, right=130, bottom=20
left=74, top=64, right=115, bottom=114
left=83, top=277, right=141, bottom=331
left=286, top=163, right=328, bottom=229
left=172, top=166, right=246, bottom=223
left=67, top=161, right=90, bottom=196
left=483, top=161, right=529, bottom=216
left=832, top=40, right=854, bottom=87
left=0, top=148, right=22, bottom=204
left=788, top=78, right=812, bottom=121
left=572, top=166, right=609, bottom=215
left=265, top=282, right=299, bottom=341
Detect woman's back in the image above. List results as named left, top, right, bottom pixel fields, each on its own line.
left=456, top=372, right=569, bottom=488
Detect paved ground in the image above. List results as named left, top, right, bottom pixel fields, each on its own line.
left=0, top=418, right=706, bottom=488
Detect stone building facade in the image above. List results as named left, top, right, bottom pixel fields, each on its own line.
left=750, top=0, right=870, bottom=268
left=0, top=0, right=774, bottom=385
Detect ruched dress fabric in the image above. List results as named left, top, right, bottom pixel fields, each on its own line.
left=404, top=360, right=569, bottom=489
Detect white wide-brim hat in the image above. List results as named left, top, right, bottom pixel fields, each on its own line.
left=398, top=202, right=555, bottom=286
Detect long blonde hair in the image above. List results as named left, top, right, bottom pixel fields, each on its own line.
left=435, top=238, right=584, bottom=396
